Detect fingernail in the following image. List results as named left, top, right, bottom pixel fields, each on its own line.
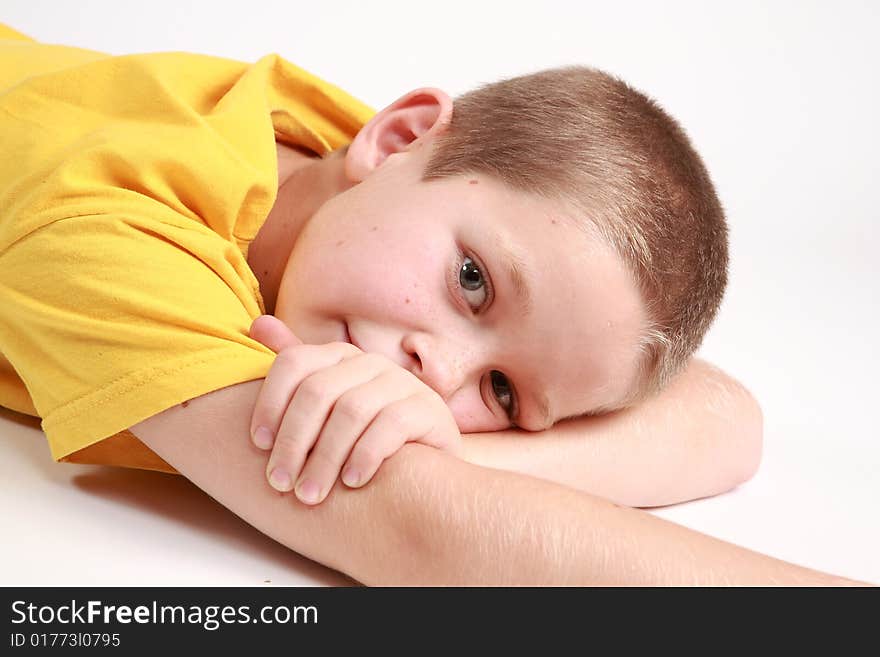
left=253, top=426, right=274, bottom=449
left=269, top=467, right=292, bottom=491
left=296, top=478, right=320, bottom=504
left=342, top=466, right=361, bottom=487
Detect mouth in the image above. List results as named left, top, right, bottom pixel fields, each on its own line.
left=343, top=323, right=359, bottom=349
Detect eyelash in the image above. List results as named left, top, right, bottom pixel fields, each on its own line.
left=454, top=248, right=518, bottom=424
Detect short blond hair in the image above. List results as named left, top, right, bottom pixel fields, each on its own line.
left=421, top=66, right=729, bottom=413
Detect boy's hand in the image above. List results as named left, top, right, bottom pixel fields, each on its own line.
left=248, top=314, right=463, bottom=505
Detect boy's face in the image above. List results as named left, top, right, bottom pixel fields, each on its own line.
left=274, top=142, right=647, bottom=433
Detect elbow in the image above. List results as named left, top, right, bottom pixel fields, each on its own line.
left=697, top=360, right=764, bottom=494
left=730, top=379, right=764, bottom=486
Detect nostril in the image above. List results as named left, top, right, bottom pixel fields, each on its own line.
left=400, top=333, right=424, bottom=375
left=410, top=351, right=422, bottom=373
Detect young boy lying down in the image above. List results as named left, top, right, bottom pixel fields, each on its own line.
left=0, top=24, right=867, bottom=585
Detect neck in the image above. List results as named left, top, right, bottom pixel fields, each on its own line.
left=248, top=146, right=351, bottom=314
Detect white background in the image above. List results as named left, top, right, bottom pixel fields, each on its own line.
left=1, top=0, right=877, bottom=585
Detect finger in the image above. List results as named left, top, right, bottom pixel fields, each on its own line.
left=266, top=351, right=389, bottom=494
left=250, top=341, right=359, bottom=450
left=294, top=369, right=414, bottom=503
left=342, top=391, right=442, bottom=488
left=249, top=314, right=303, bottom=353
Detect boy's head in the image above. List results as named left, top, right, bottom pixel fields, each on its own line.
left=274, top=66, right=727, bottom=432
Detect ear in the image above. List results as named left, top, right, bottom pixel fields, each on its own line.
left=344, top=87, right=453, bottom=182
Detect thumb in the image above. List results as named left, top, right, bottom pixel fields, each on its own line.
left=249, top=314, right=303, bottom=352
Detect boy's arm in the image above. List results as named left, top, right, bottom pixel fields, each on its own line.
left=128, top=378, right=864, bottom=586
left=460, top=358, right=763, bottom=508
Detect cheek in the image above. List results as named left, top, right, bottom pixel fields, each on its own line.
left=284, top=225, right=443, bottom=322
left=344, top=229, right=446, bottom=317
left=356, top=259, right=437, bottom=325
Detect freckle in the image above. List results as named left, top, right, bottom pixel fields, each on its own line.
left=371, top=226, right=378, bottom=231
left=551, top=219, right=558, bottom=225
left=263, top=270, right=269, bottom=276
left=468, top=179, right=479, bottom=185
left=336, top=239, right=345, bottom=246
left=405, top=297, right=411, bottom=304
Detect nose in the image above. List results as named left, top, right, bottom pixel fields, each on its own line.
left=400, top=332, right=469, bottom=402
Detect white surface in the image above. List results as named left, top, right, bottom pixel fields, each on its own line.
left=1, top=0, right=878, bottom=585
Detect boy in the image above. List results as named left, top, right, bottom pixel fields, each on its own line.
left=240, top=76, right=732, bottom=505
left=232, top=69, right=745, bottom=508
left=1, top=24, right=862, bottom=584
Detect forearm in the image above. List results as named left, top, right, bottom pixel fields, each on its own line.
left=461, top=358, right=764, bottom=507
left=385, top=445, right=868, bottom=586
left=135, top=381, right=864, bottom=586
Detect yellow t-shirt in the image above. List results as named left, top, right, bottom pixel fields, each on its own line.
left=0, top=23, right=375, bottom=473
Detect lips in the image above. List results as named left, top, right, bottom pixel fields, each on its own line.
left=344, top=323, right=359, bottom=349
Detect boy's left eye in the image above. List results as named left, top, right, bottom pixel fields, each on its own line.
left=489, top=370, right=515, bottom=417
left=459, top=255, right=492, bottom=311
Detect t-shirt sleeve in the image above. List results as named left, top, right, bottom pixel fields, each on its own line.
left=0, top=211, right=276, bottom=464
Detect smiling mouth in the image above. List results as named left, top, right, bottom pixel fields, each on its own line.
left=344, top=323, right=359, bottom=349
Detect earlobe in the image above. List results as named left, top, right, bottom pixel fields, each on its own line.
left=344, top=87, right=453, bottom=182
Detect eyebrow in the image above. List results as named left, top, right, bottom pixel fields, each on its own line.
left=493, top=232, right=534, bottom=318
left=490, top=231, right=553, bottom=430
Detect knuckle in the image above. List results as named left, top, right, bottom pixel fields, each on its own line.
left=305, top=447, right=339, bottom=472
left=271, top=431, right=308, bottom=459
left=352, top=441, right=381, bottom=467
left=379, top=401, right=409, bottom=430
left=271, top=357, right=306, bottom=381
left=275, top=342, right=323, bottom=367
left=296, top=376, right=331, bottom=406
left=253, top=400, right=288, bottom=422
left=334, top=393, right=373, bottom=422
left=328, top=341, right=360, bottom=357
left=274, top=347, right=302, bottom=367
